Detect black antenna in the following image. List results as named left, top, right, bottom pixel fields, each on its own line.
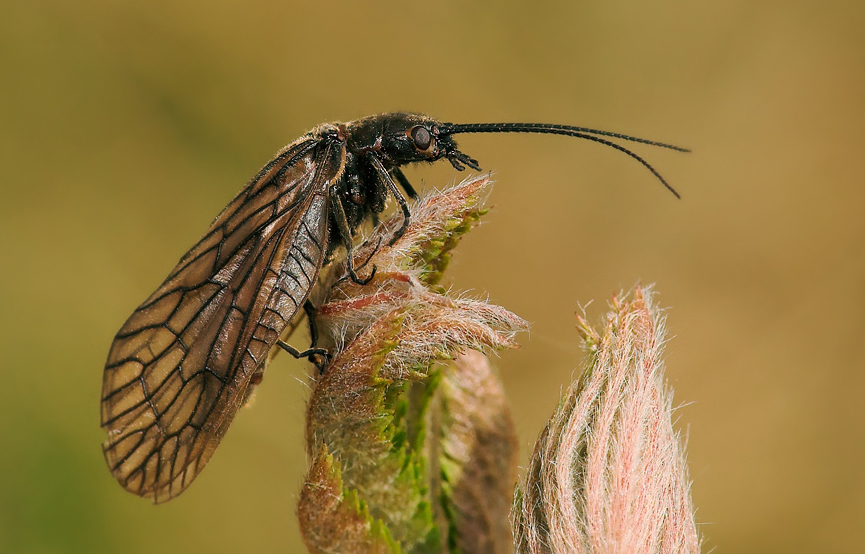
left=440, top=122, right=688, bottom=198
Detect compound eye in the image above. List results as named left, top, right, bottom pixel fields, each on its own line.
left=409, top=125, right=433, bottom=152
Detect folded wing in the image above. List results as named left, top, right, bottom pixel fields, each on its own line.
left=101, top=138, right=344, bottom=502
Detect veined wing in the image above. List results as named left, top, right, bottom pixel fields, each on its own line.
left=101, top=137, right=345, bottom=502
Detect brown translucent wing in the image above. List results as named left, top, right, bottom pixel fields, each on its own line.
left=101, top=137, right=345, bottom=502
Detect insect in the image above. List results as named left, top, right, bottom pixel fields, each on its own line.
left=100, top=112, right=687, bottom=502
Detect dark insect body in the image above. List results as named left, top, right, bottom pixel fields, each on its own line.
left=100, top=112, right=687, bottom=502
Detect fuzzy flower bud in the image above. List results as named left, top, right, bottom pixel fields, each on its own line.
left=513, top=287, right=700, bottom=554
left=298, top=176, right=523, bottom=554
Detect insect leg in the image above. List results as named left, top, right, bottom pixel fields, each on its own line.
left=330, top=185, right=377, bottom=285
left=391, top=167, right=418, bottom=199
left=276, top=340, right=330, bottom=373
left=354, top=236, right=383, bottom=272
left=304, top=300, right=319, bottom=346
left=367, top=154, right=411, bottom=244
left=302, top=301, right=330, bottom=372
left=276, top=340, right=329, bottom=361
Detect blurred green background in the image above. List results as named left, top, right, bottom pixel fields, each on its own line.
left=1, top=2, right=862, bottom=553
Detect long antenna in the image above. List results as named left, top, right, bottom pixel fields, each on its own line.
left=439, top=122, right=688, bottom=198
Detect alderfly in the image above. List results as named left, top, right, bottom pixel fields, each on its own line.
left=100, top=112, right=687, bottom=502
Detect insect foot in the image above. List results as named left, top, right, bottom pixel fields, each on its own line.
left=298, top=175, right=526, bottom=554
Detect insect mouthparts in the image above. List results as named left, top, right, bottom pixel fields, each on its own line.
left=445, top=149, right=482, bottom=172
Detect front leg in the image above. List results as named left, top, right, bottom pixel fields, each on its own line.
left=366, top=154, right=411, bottom=244
left=391, top=167, right=418, bottom=199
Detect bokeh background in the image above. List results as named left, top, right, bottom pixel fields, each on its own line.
left=1, top=2, right=862, bottom=553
